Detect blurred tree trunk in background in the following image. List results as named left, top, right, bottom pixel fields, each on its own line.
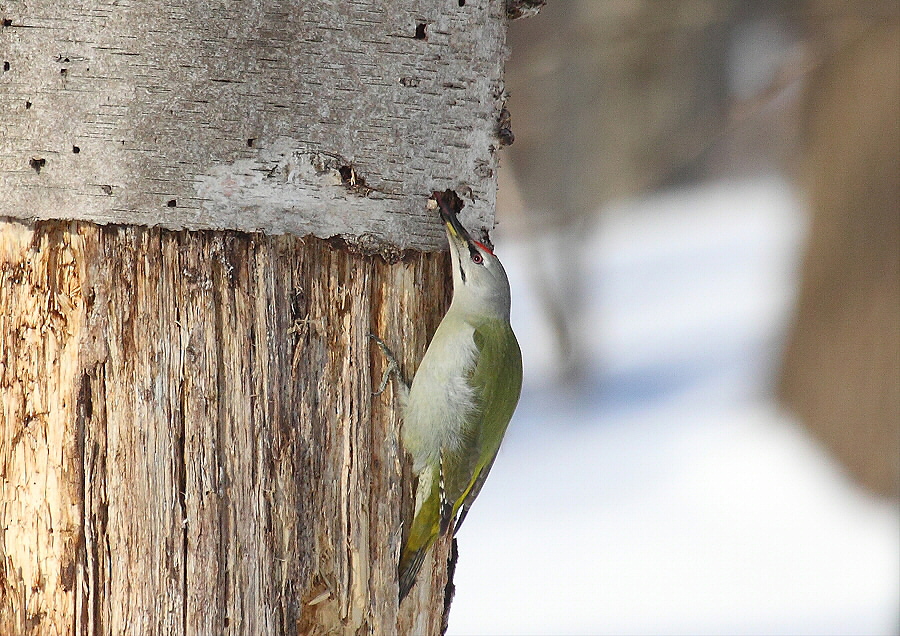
left=505, top=1, right=735, bottom=215
left=500, top=1, right=741, bottom=383
left=778, top=3, right=900, bottom=498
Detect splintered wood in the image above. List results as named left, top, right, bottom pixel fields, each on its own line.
left=0, top=221, right=453, bottom=634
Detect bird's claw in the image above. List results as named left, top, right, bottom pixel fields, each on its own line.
left=369, top=333, right=405, bottom=396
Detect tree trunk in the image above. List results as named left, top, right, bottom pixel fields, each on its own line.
left=498, top=0, right=735, bottom=383
left=0, top=1, right=509, bottom=633
left=778, top=8, right=900, bottom=498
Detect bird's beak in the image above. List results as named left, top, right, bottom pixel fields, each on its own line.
left=434, top=190, right=473, bottom=247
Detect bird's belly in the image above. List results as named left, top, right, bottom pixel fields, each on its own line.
left=402, top=327, right=477, bottom=469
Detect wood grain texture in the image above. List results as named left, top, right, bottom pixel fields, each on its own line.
left=1, top=0, right=509, bottom=632
left=0, top=219, right=456, bottom=634
left=0, top=0, right=508, bottom=251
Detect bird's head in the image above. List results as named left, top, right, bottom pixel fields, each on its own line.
left=433, top=190, right=511, bottom=321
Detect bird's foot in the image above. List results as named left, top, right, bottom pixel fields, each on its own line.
left=369, top=333, right=408, bottom=396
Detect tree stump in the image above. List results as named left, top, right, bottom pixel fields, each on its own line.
left=0, top=0, right=512, bottom=632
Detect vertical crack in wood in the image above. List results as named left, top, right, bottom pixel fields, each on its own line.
left=343, top=402, right=355, bottom=623
left=172, top=241, right=189, bottom=636
left=89, top=380, right=104, bottom=636
left=74, top=371, right=90, bottom=635
left=83, top=381, right=99, bottom=636
left=63, top=226, right=102, bottom=636
left=211, top=236, right=231, bottom=631
left=440, top=538, right=458, bottom=635
left=338, top=257, right=355, bottom=622
left=97, top=365, right=110, bottom=636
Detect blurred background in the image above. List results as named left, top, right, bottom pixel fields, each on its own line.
left=448, top=1, right=899, bottom=634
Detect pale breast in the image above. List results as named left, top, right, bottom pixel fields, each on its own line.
left=401, top=317, right=478, bottom=471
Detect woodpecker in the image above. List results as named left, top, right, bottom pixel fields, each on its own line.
left=373, top=189, right=523, bottom=601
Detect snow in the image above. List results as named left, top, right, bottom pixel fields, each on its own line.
left=446, top=177, right=900, bottom=635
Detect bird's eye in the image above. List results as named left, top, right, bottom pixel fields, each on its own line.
left=471, top=252, right=483, bottom=264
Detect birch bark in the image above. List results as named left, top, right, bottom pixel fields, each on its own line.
left=0, top=1, right=509, bottom=633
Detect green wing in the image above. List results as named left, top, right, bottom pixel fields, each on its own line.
left=398, top=320, right=522, bottom=600
left=445, top=320, right=523, bottom=530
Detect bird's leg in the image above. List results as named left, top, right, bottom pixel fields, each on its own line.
left=369, top=334, right=410, bottom=397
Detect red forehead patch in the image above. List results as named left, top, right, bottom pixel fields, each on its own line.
left=473, top=240, right=494, bottom=255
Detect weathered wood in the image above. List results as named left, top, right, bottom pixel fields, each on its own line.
left=0, top=219, right=456, bottom=633
left=0, top=0, right=507, bottom=251
left=1, top=0, right=510, bottom=632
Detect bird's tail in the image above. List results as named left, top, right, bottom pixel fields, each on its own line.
left=398, top=467, right=443, bottom=601
left=398, top=544, right=430, bottom=601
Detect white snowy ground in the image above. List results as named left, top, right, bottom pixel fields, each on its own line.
left=446, top=177, right=900, bottom=636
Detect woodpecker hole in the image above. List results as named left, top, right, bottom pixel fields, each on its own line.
left=100, top=185, right=113, bottom=195
left=3, top=61, right=9, bottom=72
left=2, top=19, right=13, bottom=27
left=458, top=0, right=465, bottom=6
left=72, top=145, right=80, bottom=154
left=414, top=22, right=427, bottom=40
left=336, top=164, right=372, bottom=195
left=25, top=101, right=32, bottom=109
left=167, top=199, right=177, bottom=207
left=247, top=138, right=255, bottom=147
left=29, top=158, right=46, bottom=174
left=60, top=68, right=67, bottom=76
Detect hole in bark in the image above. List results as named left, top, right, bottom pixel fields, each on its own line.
left=247, top=138, right=255, bottom=147
left=72, top=145, right=80, bottom=154
left=60, top=68, right=67, bottom=76
left=497, top=107, right=514, bottom=147
left=336, top=164, right=373, bottom=194
left=167, top=199, right=177, bottom=207
left=2, top=61, right=9, bottom=72
left=29, top=157, right=46, bottom=174
left=100, top=184, right=113, bottom=195
left=414, top=22, right=427, bottom=39
left=458, top=0, right=465, bottom=5
left=60, top=558, right=76, bottom=591
left=25, top=100, right=32, bottom=109
left=2, top=19, right=12, bottom=27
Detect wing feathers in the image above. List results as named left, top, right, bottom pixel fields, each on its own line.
left=398, top=320, right=522, bottom=599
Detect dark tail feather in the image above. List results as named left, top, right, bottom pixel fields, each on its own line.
left=398, top=546, right=428, bottom=601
